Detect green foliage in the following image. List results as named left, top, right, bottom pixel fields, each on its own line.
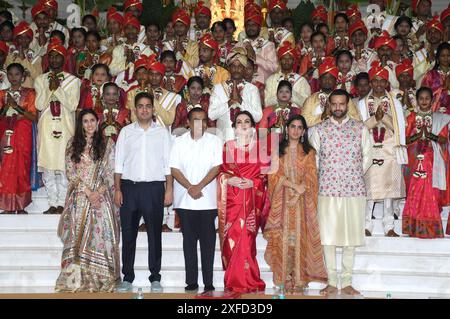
left=291, top=1, right=315, bottom=39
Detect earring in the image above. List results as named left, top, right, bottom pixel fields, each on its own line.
left=301, top=135, right=304, bottom=143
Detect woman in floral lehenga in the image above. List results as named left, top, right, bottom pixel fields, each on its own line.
left=264, top=115, right=327, bottom=292
left=402, top=87, right=450, bottom=238
left=55, top=109, right=120, bottom=292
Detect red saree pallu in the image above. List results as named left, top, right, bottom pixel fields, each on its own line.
left=0, top=117, right=33, bottom=210
left=218, top=139, right=269, bottom=293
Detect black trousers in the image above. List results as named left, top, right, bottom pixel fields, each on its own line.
left=120, top=179, right=164, bottom=283
left=177, top=209, right=217, bottom=286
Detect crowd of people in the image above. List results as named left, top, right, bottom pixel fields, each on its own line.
left=0, top=0, right=449, bottom=296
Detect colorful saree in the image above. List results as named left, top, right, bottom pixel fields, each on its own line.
left=264, top=147, right=327, bottom=290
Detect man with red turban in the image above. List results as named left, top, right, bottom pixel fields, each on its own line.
left=311, top=5, right=327, bottom=27
left=189, top=1, right=212, bottom=42
left=109, top=13, right=148, bottom=77
left=349, top=20, right=376, bottom=73
left=303, top=57, right=360, bottom=127
left=6, top=21, right=43, bottom=88
left=357, top=61, right=407, bottom=238
left=194, top=34, right=229, bottom=93
left=123, top=0, right=146, bottom=44
left=373, top=31, right=399, bottom=89
left=34, top=37, right=81, bottom=215
left=264, top=41, right=310, bottom=107
left=240, top=8, right=278, bottom=84
left=268, top=0, right=287, bottom=29
left=392, top=59, right=416, bottom=116
left=30, top=0, right=69, bottom=48
left=346, top=4, right=362, bottom=25
left=441, top=7, right=450, bottom=42
left=164, top=9, right=199, bottom=70
left=102, top=7, right=126, bottom=54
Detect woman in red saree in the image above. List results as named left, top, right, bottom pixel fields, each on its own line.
left=218, top=111, right=270, bottom=293
left=402, top=87, right=450, bottom=238
left=0, top=63, right=37, bottom=214
left=421, top=43, right=450, bottom=113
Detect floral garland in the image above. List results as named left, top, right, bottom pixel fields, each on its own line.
left=311, top=51, right=325, bottom=69
left=396, top=88, right=417, bottom=112
left=11, top=46, right=35, bottom=63
left=299, top=40, right=313, bottom=56
left=195, top=64, right=217, bottom=90
left=318, top=91, right=329, bottom=113
left=227, top=80, right=246, bottom=122
left=244, top=37, right=266, bottom=53
left=367, top=95, right=389, bottom=116
left=124, top=44, right=143, bottom=61
left=102, top=104, right=120, bottom=137
left=334, top=34, right=349, bottom=49
left=280, top=73, right=300, bottom=87
left=415, top=110, right=432, bottom=136
left=337, top=71, right=355, bottom=92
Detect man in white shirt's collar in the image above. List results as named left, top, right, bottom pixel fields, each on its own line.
left=114, top=91, right=173, bottom=293
left=170, top=108, right=223, bottom=292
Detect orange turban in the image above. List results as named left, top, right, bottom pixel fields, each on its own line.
left=47, top=37, right=67, bottom=57
left=31, top=3, right=48, bottom=18
left=427, top=16, right=444, bottom=33
left=245, top=7, right=263, bottom=26
left=277, top=41, right=298, bottom=60
left=199, top=34, right=219, bottom=62
left=14, top=21, right=33, bottom=39
left=124, top=0, right=143, bottom=13
left=194, top=1, right=211, bottom=17
left=172, top=9, right=191, bottom=27
left=312, top=5, right=327, bottom=22
left=346, top=4, right=361, bottom=20
left=268, top=0, right=287, bottom=11
left=318, top=57, right=339, bottom=78
left=40, top=0, right=58, bottom=10
left=107, top=7, right=124, bottom=25
left=124, top=13, right=141, bottom=31
left=349, top=20, right=368, bottom=38
left=369, top=61, right=389, bottom=81
left=149, top=61, right=166, bottom=76
left=374, top=32, right=396, bottom=51
left=395, top=59, right=413, bottom=78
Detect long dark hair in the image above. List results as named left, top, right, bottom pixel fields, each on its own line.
left=279, top=115, right=313, bottom=156
left=433, top=43, right=450, bottom=70
left=70, top=109, right=106, bottom=164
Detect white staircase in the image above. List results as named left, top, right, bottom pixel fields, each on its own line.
left=1, top=190, right=450, bottom=297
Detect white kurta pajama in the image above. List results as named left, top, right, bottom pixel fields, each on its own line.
left=209, top=81, right=263, bottom=142
left=35, top=71, right=81, bottom=207
left=310, top=116, right=372, bottom=288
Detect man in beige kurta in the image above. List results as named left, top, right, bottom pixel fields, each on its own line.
left=302, top=59, right=360, bottom=128
left=34, top=40, right=81, bottom=214
left=310, top=89, right=372, bottom=296
left=358, top=65, right=407, bottom=237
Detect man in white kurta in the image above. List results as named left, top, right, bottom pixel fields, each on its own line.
left=310, top=89, right=372, bottom=296
left=209, top=49, right=262, bottom=142
left=35, top=41, right=81, bottom=214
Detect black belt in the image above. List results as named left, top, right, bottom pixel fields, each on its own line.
left=121, top=179, right=164, bottom=185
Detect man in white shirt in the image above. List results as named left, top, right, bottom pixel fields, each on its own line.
left=114, top=92, right=173, bottom=293
left=170, top=108, right=223, bottom=293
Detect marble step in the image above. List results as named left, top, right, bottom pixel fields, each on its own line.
left=1, top=265, right=450, bottom=294
left=1, top=244, right=450, bottom=276
left=1, top=215, right=448, bottom=237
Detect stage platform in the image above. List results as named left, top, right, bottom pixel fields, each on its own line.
left=1, top=189, right=450, bottom=299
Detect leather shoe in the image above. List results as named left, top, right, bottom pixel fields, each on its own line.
left=204, top=285, right=215, bottom=292
left=161, top=224, right=172, bottom=232
left=56, top=206, right=64, bottom=214
left=43, top=206, right=57, bottom=214
left=17, top=210, right=28, bottom=214
left=386, top=229, right=399, bottom=237
left=138, top=223, right=147, bottom=232
left=365, top=229, right=372, bottom=236
left=185, top=284, right=199, bottom=291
